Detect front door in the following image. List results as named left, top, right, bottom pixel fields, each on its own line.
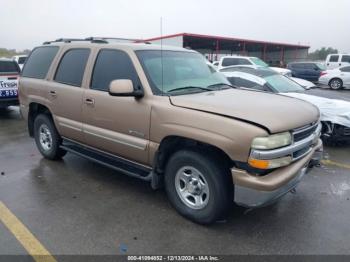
left=82, top=49, right=151, bottom=165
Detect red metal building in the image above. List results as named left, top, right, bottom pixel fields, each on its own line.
left=143, top=32, right=309, bottom=66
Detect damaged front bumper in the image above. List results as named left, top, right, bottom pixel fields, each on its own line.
left=232, top=139, right=323, bottom=208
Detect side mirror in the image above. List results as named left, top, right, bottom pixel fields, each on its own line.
left=109, top=79, right=143, bottom=98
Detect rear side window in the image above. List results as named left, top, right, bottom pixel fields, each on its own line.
left=304, top=63, right=315, bottom=69
left=222, top=58, right=252, bottom=67
left=329, top=55, right=339, bottom=62
left=341, top=55, right=350, bottom=63
left=340, top=66, right=350, bottom=72
left=54, top=49, right=90, bottom=87
left=290, top=63, right=303, bottom=69
left=0, top=61, right=20, bottom=74
left=91, top=49, right=138, bottom=91
left=22, top=46, right=59, bottom=79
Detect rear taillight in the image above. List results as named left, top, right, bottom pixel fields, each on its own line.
left=320, top=71, right=327, bottom=76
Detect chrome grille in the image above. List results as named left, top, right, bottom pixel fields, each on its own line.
left=293, top=123, right=318, bottom=143
left=344, top=127, right=350, bottom=136
left=291, top=122, right=320, bottom=160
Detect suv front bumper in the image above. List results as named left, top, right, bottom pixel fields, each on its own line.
left=232, top=139, right=323, bottom=208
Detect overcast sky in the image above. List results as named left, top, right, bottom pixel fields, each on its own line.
left=1, top=0, right=349, bottom=52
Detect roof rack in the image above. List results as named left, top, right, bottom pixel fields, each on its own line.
left=43, top=37, right=108, bottom=45
left=42, top=37, right=151, bottom=45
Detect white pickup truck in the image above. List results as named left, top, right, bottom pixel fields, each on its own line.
left=0, top=58, right=20, bottom=108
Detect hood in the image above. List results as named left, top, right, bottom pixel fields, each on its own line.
left=170, top=89, right=319, bottom=133
left=282, top=92, right=350, bottom=128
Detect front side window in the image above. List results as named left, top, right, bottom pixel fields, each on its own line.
left=54, top=49, right=90, bottom=87
left=329, top=55, right=339, bottom=62
left=341, top=55, right=350, bottom=63
left=22, top=46, right=59, bottom=79
left=136, top=50, right=231, bottom=95
left=91, top=49, right=139, bottom=91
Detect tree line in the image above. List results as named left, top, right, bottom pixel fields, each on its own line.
left=0, top=48, right=31, bottom=58
left=308, top=47, right=338, bottom=60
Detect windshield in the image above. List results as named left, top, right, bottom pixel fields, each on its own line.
left=250, top=57, right=269, bottom=67
left=264, top=74, right=305, bottom=93
left=136, top=50, right=230, bottom=95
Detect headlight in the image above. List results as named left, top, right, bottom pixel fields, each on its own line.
left=251, top=132, right=292, bottom=150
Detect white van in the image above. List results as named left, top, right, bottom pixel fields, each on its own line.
left=325, top=54, right=350, bottom=69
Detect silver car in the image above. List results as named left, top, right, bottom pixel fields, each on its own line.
left=318, top=66, right=350, bottom=90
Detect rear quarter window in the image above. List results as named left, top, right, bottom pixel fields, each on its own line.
left=22, top=46, right=59, bottom=79
left=0, top=61, right=20, bottom=74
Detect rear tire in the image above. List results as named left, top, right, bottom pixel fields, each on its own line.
left=329, top=78, right=343, bottom=90
left=34, top=114, right=66, bottom=160
left=164, top=149, right=232, bottom=224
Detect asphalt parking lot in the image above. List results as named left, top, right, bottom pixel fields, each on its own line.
left=1, top=89, right=350, bottom=257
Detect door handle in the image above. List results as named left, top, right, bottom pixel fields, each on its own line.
left=49, top=90, right=57, bottom=97
left=85, top=98, right=95, bottom=105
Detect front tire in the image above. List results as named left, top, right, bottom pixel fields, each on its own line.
left=164, top=149, right=232, bottom=224
left=34, top=114, right=66, bottom=160
left=329, top=78, right=343, bottom=90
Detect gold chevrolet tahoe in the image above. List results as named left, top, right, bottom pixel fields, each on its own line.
left=19, top=38, right=323, bottom=224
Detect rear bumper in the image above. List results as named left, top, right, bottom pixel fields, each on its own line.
left=232, top=139, right=323, bottom=208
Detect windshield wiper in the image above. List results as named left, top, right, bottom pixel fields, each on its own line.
left=167, top=86, right=212, bottom=93
left=207, top=83, right=236, bottom=89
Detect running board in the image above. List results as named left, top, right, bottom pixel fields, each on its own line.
left=60, top=139, right=153, bottom=181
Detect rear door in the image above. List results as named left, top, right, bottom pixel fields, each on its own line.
left=47, top=48, right=90, bottom=142
left=0, top=60, right=20, bottom=101
left=327, top=55, right=340, bottom=69
left=292, top=63, right=305, bottom=78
